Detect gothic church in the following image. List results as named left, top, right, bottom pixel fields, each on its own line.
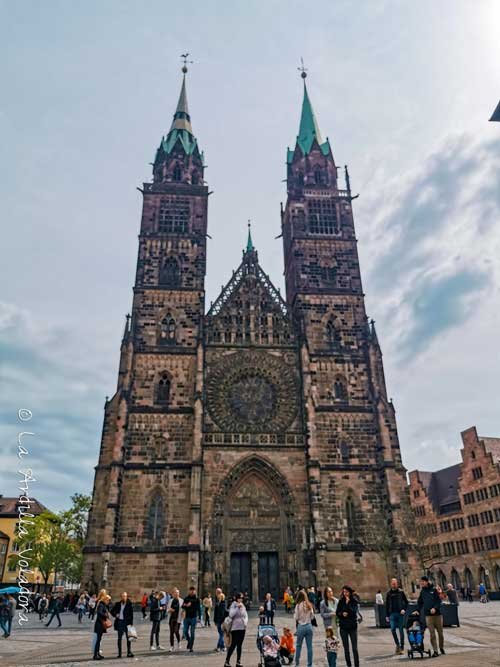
left=83, top=66, right=411, bottom=600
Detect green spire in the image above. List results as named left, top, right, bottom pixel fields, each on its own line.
left=298, top=81, right=323, bottom=153
left=159, top=69, right=200, bottom=157
left=246, top=221, right=254, bottom=252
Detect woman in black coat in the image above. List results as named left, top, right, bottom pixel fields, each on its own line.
left=111, top=592, right=134, bottom=658
left=336, top=586, right=360, bottom=667
left=93, top=593, right=111, bottom=661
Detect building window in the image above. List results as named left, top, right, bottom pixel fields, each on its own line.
left=430, top=544, right=441, bottom=558
left=464, top=567, right=474, bottom=589
left=472, top=467, right=483, bottom=480
left=340, top=442, right=349, bottom=462
left=146, top=496, right=164, bottom=543
left=172, top=163, right=182, bottom=182
left=490, top=484, right=500, bottom=497
left=158, top=196, right=189, bottom=233
left=156, top=372, right=171, bottom=406
left=415, top=505, right=426, bottom=517
left=440, top=520, right=451, bottom=533
left=307, top=198, right=339, bottom=234
left=313, top=166, right=325, bottom=185
left=472, top=537, right=485, bottom=553
left=451, top=569, right=461, bottom=589
left=494, top=508, right=500, bottom=522
left=467, top=513, right=480, bottom=527
left=452, top=517, right=464, bottom=531
left=159, top=257, right=180, bottom=287
left=485, top=535, right=499, bottom=550
left=191, top=170, right=199, bottom=185
left=480, top=510, right=494, bottom=525
left=333, top=376, right=348, bottom=402
left=463, top=492, right=475, bottom=505
left=443, top=542, right=456, bottom=556
left=159, top=314, right=176, bottom=345
left=413, top=490, right=420, bottom=499
left=456, top=539, right=469, bottom=555
left=476, top=488, right=488, bottom=502
left=345, top=496, right=356, bottom=540
left=326, top=319, right=342, bottom=347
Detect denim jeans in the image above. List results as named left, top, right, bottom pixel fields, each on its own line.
left=216, top=621, right=225, bottom=649
left=389, top=612, right=405, bottom=648
left=295, top=622, right=313, bottom=667
left=327, top=652, right=337, bottom=667
left=183, top=616, right=197, bottom=649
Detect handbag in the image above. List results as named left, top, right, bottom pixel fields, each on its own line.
left=127, top=624, right=138, bottom=641
left=102, top=617, right=112, bottom=629
left=311, top=615, right=318, bottom=627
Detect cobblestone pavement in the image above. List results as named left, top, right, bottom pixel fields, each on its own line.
left=0, top=603, right=499, bottom=667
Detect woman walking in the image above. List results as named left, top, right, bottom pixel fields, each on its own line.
left=93, top=591, right=111, bottom=660
left=320, top=586, right=339, bottom=630
left=224, top=592, right=248, bottom=667
left=336, top=586, right=360, bottom=667
left=293, top=589, right=315, bottom=667
left=213, top=589, right=227, bottom=653
left=167, top=587, right=183, bottom=652
left=77, top=592, right=87, bottom=624
left=150, top=591, right=164, bottom=651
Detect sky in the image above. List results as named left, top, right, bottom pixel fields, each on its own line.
left=1, top=0, right=499, bottom=511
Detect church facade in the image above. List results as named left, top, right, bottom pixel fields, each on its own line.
left=83, top=69, right=412, bottom=600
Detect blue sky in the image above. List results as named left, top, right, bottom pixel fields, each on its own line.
left=1, top=0, right=499, bottom=510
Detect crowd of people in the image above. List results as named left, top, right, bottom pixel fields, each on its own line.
left=7, top=575, right=491, bottom=663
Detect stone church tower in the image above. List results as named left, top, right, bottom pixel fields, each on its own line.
left=83, top=67, right=411, bottom=600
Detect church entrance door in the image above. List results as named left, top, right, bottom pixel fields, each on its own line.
left=258, top=551, right=279, bottom=600
left=230, top=552, right=252, bottom=598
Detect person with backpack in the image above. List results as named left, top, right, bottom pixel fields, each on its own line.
left=417, top=576, right=445, bottom=658
left=385, top=578, right=408, bottom=655
left=336, top=586, right=360, bottom=667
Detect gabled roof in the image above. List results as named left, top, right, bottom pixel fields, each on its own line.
left=207, top=246, right=288, bottom=319
left=482, top=436, right=500, bottom=464
left=415, top=464, right=461, bottom=514
left=0, top=496, right=48, bottom=517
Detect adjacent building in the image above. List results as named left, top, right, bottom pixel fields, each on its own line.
left=0, top=495, right=51, bottom=587
left=409, top=426, right=500, bottom=593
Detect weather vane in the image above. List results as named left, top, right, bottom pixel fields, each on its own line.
left=180, top=52, right=193, bottom=74
left=298, top=57, right=308, bottom=79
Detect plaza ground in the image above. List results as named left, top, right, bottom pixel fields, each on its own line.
left=0, top=602, right=499, bottom=667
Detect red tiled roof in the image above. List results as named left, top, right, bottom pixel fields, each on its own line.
left=0, top=496, right=48, bottom=517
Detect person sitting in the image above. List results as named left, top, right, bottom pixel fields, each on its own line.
left=262, top=635, right=280, bottom=665
left=279, top=626, right=295, bottom=664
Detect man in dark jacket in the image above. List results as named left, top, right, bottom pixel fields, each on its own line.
left=182, top=587, right=201, bottom=652
left=213, top=588, right=228, bottom=652
left=45, top=594, right=63, bottom=628
left=417, top=576, right=445, bottom=657
left=111, top=592, right=134, bottom=658
left=263, top=592, right=277, bottom=624
left=385, top=578, right=408, bottom=655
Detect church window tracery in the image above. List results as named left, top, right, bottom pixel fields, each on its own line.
left=146, top=494, right=164, bottom=543
left=158, top=197, right=189, bottom=234
left=308, top=198, right=339, bottom=234
left=326, top=319, right=342, bottom=347
left=156, top=372, right=171, bottom=405
left=334, top=376, right=348, bottom=401
left=159, top=314, right=176, bottom=344
left=172, top=163, right=182, bottom=182
left=159, top=257, right=181, bottom=286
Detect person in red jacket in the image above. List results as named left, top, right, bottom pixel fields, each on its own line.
left=141, top=593, right=148, bottom=619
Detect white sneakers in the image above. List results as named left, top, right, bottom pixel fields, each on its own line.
left=150, top=646, right=156, bottom=651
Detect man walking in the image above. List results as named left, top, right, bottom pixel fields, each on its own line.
left=263, top=592, right=277, bottom=624
left=45, top=593, right=63, bottom=628
left=417, top=576, right=445, bottom=658
left=385, top=578, right=408, bottom=655
left=182, top=586, right=201, bottom=652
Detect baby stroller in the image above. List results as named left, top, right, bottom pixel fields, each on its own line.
left=406, top=611, right=432, bottom=659
left=256, top=624, right=282, bottom=667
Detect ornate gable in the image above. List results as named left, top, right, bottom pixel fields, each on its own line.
left=205, top=246, right=293, bottom=346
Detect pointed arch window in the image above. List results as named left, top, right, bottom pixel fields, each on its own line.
left=191, top=170, right=199, bottom=185
left=146, top=495, right=164, bottom=543
left=159, top=257, right=180, bottom=286
left=314, top=166, right=325, bottom=185
left=159, top=314, right=176, bottom=345
left=158, top=196, right=189, bottom=234
left=172, top=163, right=182, bottom=182
left=334, top=376, right=348, bottom=402
left=346, top=495, right=356, bottom=540
left=451, top=569, right=461, bottom=590
left=156, top=372, right=171, bottom=406
left=297, top=170, right=304, bottom=186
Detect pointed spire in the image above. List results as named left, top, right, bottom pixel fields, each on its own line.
left=289, top=61, right=330, bottom=161
left=170, top=74, right=193, bottom=133
left=369, top=319, right=380, bottom=347
left=246, top=220, right=254, bottom=252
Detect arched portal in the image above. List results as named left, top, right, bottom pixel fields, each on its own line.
left=208, top=456, right=301, bottom=601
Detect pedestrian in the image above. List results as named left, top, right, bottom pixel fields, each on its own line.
left=320, top=586, right=339, bottom=630
left=375, top=590, right=384, bottom=605
left=279, top=626, right=295, bottom=664
left=385, top=577, right=408, bottom=655
left=466, top=587, right=473, bottom=602
left=213, top=589, right=228, bottom=653
left=182, top=585, right=201, bottom=652
left=77, top=592, right=87, bottom=623
left=0, top=596, right=9, bottom=638
left=479, top=582, right=488, bottom=603
left=45, top=593, right=63, bottom=628
left=336, top=586, right=360, bottom=667
left=4, top=595, right=16, bottom=638
left=324, top=626, right=340, bottom=667
left=283, top=587, right=292, bottom=614
left=224, top=591, right=248, bottom=667
left=446, top=584, right=459, bottom=605
left=203, top=592, right=213, bottom=626
left=38, top=593, right=48, bottom=622
left=141, top=591, right=148, bottom=619
left=149, top=591, right=164, bottom=651
left=167, top=587, right=183, bottom=652
left=88, top=594, right=97, bottom=620
left=263, top=592, right=276, bottom=624
left=111, top=591, right=134, bottom=658
left=307, top=586, right=317, bottom=611
left=417, top=575, right=445, bottom=658
left=93, top=592, right=111, bottom=660
left=293, top=589, right=315, bottom=667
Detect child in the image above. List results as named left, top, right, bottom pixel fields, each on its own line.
left=262, top=635, right=280, bottom=666
left=258, top=605, right=266, bottom=625
left=324, top=626, right=340, bottom=667
left=407, top=611, right=424, bottom=648
left=279, top=626, right=295, bottom=664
